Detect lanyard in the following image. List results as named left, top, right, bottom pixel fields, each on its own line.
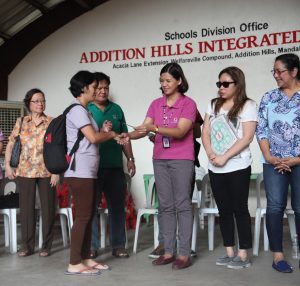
left=163, top=106, right=173, bottom=127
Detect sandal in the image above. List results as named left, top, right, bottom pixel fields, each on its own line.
left=18, top=249, right=33, bottom=257
left=112, top=248, right=130, bottom=258
left=91, top=263, right=111, bottom=271
left=65, top=268, right=101, bottom=276
left=39, top=250, right=50, bottom=257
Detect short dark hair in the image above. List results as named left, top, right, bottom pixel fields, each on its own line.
left=69, top=70, right=96, bottom=98
left=94, top=72, right=111, bottom=85
left=275, top=53, right=300, bottom=80
left=160, top=63, right=189, bottom=93
left=23, top=88, right=45, bottom=110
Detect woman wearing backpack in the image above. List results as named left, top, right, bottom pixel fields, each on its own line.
left=64, top=70, right=128, bottom=276
left=5, top=88, right=59, bottom=257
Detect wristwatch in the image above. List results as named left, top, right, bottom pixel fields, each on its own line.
left=128, top=157, right=135, bottom=162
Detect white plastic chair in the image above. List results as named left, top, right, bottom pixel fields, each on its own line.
left=133, top=176, right=159, bottom=254
left=253, top=172, right=296, bottom=256
left=99, top=173, right=131, bottom=249
left=191, top=179, right=202, bottom=252
left=0, top=178, right=18, bottom=253
left=0, top=208, right=18, bottom=253
left=252, top=172, right=268, bottom=255
left=199, top=173, right=219, bottom=251
left=39, top=207, right=73, bottom=248
left=191, top=166, right=206, bottom=252
left=99, top=208, right=109, bottom=248
left=195, top=166, right=207, bottom=230
left=39, top=186, right=73, bottom=248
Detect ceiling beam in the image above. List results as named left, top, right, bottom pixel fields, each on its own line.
left=0, top=31, right=11, bottom=41
left=72, top=0, right=93, bottom=10
left=0, top=0, right=110, bottom=100
left=24, top=0, right=49, bottom=14
left=0, top=0, right=109, bottom=74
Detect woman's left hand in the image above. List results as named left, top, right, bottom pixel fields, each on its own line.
left=274, top=157, right=300, bottom=173
left=211, top=154, right=228, bottom=167
left=50, top=174, right=60, bottom=187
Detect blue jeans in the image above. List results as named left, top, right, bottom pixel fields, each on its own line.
left=263, top=163, right=300, bottom=252
left=91, top=168, right=126, bottom=250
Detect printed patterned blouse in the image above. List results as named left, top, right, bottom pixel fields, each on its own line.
left=8, top=115, right=52, bottom=178
left=256, top=88, right=300, bottom=159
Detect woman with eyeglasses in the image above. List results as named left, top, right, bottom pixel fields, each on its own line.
left=202, top=66, right=257, bottom=269
left=5, top=88, right=59, bottom=257
left=256, top=53, right=300, bottom=273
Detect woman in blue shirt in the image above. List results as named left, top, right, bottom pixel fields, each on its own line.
left=256, top=53, right=300, bottom=273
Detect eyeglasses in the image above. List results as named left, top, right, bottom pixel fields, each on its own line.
left=30, top=100, right=46, bottom=104
left=216, top=81, right=236, bottom=88
left=270, top=69, right=288, bottom=76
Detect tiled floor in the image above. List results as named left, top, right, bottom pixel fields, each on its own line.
left=0, top=222, right=299, bottom=286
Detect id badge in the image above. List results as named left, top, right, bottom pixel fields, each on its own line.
left=162, top=136, right=170, bottom=148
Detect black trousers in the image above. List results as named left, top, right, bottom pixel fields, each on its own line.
left=96, top=168, right=126, bottom=249
left=209, top=166, right=252, bottom=249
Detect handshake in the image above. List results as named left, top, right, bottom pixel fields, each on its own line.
left=114, top=133, right=130, bottom=145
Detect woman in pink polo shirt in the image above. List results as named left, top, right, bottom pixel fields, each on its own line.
left=130, top=63, right=197, bottom=270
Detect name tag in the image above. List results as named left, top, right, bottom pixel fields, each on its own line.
left=162, top=136, right=170, bottom=148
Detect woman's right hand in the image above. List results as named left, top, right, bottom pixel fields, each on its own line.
left=5, top=165, right=16, bottom=180
left=264, top=155, right=292, bottom=173
left=265, top=154, right=281, bottom=166
left=208, top=152, right=216, bottom=162
left=135, top=124, right=152, bottom=135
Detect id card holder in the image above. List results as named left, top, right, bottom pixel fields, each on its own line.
left=162, top=136, right=170, bottom=148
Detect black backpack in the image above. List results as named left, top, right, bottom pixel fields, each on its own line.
left=43, top=104, right=84, bottom=174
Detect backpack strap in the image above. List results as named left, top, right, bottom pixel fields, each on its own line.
left=64, top=104, right=85, bottom=171
left=69, top=130, right=84, bottom=171
left=63, top=103, right=82, bottom=116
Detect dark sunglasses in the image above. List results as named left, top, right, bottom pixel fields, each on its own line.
left=216, top=81, right=236, bottom=88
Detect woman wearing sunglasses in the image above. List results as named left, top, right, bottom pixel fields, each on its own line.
left=202, top=66, right=257, bottom=269
left=256, top=53, right=300, bottom=273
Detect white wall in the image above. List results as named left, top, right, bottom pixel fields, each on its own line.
left=7, top=0, right=300, bottom=209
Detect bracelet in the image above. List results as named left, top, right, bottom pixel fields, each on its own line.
left=128, top=157, right=135, bottom=162
left=154, top=126, right=159, bottom=133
